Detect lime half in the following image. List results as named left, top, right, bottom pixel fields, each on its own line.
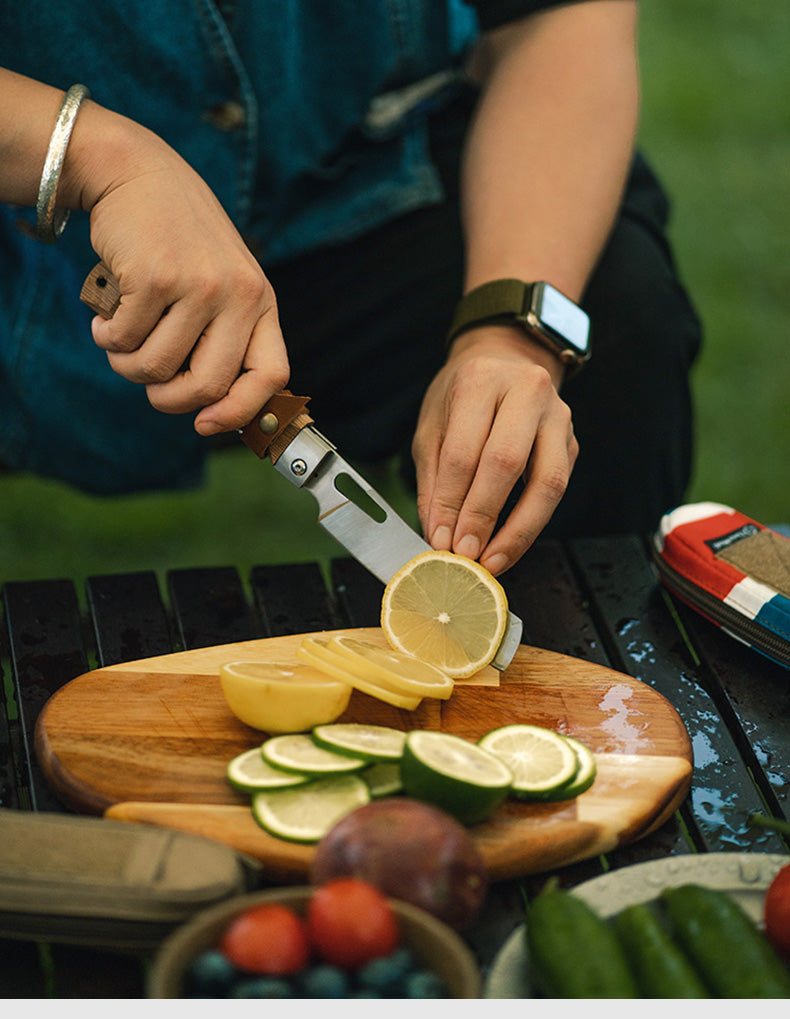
left=312, top=722, right=407, bottom=762
left=251, top=775, right=370, bottom=843
left=401, top=730, right=512, bottom=824
left=226, top=746, right=311, bottom=793
left=261, top=733, right=367, bottom=775
left=477, top=724, right=579, bottom=800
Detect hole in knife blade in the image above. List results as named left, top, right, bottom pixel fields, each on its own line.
left=333, top=472, right=387, bottom=524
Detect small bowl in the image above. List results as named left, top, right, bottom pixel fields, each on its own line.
left=148, top=886, right=481, bottom=999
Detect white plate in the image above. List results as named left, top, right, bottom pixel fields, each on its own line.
left=485, top=852, right=789, bottom=998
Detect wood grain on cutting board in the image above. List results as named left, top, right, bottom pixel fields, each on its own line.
left=35, top=628, right=692, bottom=881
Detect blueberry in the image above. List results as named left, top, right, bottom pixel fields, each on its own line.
left=403, top=969, right=447, bottom=998
left=230, top=976, right=294, bottom=998
left=357, top=949, right=414, bottom=993
left=388, top=946, right=418, bottom=972
left=184, top=949, right=237, bottom=997
left=299, top=964, right=349, bottom=998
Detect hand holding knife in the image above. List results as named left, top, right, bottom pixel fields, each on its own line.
left=80, top=262, right=523, bottom=670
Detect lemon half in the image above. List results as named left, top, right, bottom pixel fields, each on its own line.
left=219, top=660, right=351, bottom=733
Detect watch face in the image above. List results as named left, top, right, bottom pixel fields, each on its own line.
left=533, top=283, right=590, bottom=356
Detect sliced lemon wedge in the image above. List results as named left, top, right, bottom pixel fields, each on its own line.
left=297, top=637, right=423, bottom=710
left=327, top=635, right=454, bottom=700
left=219, top=660, right=351, bottom=733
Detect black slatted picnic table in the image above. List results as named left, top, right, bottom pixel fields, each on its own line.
left=2, top=533, right=788, bottom=997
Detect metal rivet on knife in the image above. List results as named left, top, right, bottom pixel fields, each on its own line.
left=290, top=459, right=307, bottom=476
left=258, top=412, right=279, bottom=434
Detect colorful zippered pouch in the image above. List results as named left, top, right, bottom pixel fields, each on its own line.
left=653, top=501, right=790, bottom=670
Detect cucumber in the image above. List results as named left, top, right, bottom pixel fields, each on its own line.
left=526, top=886, right=638, bottom=998
left=612, top=901, right=709, bottom=998
left=662, top=883, right=790, bottom=998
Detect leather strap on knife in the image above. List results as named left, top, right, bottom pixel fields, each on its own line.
left=238, top=392, right=312, bottom=463
left=80, top=262, right=312, bottom=462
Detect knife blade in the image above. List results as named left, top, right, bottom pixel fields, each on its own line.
left=80, top=263, right=523, bottom=670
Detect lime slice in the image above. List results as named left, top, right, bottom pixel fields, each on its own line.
left=328, top=636, right=454, bottom=700
left=312, top=722, right=407, bottom=762
left=362, top=761, right=403, bottom=798
left=226, top=746, right=311, bottom=793
left=400, top=730, right=512, bottom=824
left=477, top=724, right=579, bottom=800
left=297, top=638, right=423, bottom=710
left=261, top=733, right=367, bottom=775
left=251, top=775, right=370, bottom=843
left=546, top=735, right=597, bottom=800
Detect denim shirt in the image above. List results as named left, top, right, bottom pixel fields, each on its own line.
left=0, top=0, right=479, bottom=492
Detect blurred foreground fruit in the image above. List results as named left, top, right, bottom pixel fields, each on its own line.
left=310, top=798, right=488, bottom=931
left=217, top=903, right=309, bottom=975
left=662, top=883, right=790, bottom=997
left=764, top=863, right=790, bottom=960
left=306, top=878, right=400, bottom=970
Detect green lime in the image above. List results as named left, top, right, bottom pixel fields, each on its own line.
left=362, top=761, right=403, bottom=798
left=477, top=724, right=579, bottom=800
left=251, top=774, right=370, bottom=843
left=311, top=722, right=407, bottom=761
left=261, top=733, right=367, bottom=775
left=544, top=735, right=597, bottom=800
left=226, top=746, right=311, bottom=793
left=400, top=730, right=513, bottom=824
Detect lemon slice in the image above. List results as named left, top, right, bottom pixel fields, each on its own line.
left=380, top=550, right=509, bottom=678
left=297, top=638, right=423, bottom=710
left=261, top=733, right=367, bottom=775
left=226, top=746, right=312, bottom=793
left=400, top=730, right=513, bottom=824
left=311, top=722, right=407, bottom=761
left=251, top=775, right=370, bottom=843
left=327, top=635, right=454, bottom=700
left=219, top=660, right=352, bottom=733
left=477, top=724, right=579, bottom=800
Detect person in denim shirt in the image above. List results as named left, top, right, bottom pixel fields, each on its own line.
left=0, top=0, right=700, bottom=576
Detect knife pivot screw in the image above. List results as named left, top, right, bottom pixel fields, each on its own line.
left=258, top=412, right=279, bottom=435
left=290, top=458, right=308, bottom=476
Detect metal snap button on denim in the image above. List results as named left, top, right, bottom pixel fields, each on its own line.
left=205, top=101, right=246, bottom=131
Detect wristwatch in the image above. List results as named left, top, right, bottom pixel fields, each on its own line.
left=446, top=279, right=591, bottom=371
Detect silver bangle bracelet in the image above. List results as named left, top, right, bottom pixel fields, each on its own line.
left=35, top=84, right=91, bottom=243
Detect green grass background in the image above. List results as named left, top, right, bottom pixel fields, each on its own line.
left=2, top=0, right=788, bottom=586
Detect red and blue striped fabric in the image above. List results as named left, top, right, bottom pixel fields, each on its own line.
left=654, top=502, right=790, bottom=669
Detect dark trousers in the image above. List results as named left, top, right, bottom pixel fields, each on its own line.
left=267, top=95, right=702, bottom=541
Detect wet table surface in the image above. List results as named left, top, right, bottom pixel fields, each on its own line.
left=2, top=533, right=789, bottom=997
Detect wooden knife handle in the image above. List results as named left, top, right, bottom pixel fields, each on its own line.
left=80, top=262, right=313, bottom=461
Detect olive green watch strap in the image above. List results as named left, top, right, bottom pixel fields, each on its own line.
left=446, top=279, right=531, bottom=347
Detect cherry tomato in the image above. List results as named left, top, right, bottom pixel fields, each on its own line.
left=307, top=878, right=399, bottom=969
left=218, top=903, right=310, bottom=975
left=765, top=863, right=790, bottom=960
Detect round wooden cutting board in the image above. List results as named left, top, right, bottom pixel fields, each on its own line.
left=35, top=628, right=692, bottom=881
